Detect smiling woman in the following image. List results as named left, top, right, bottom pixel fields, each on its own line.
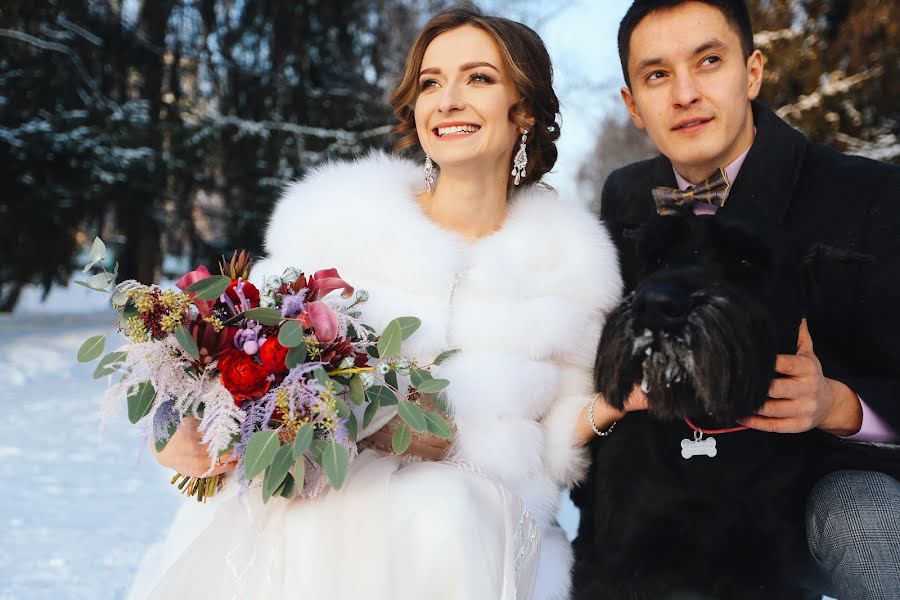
left=129, top=5, right=623, bottom=600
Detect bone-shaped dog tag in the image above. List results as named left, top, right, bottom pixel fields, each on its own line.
left=681, top=433, right=717, bottom=459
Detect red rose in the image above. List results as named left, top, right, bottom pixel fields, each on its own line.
left=225, top=279, right=260, bottom=309
left=259, top=338, right=290, bottom=374
left=218, top=349, right=272, bottom=404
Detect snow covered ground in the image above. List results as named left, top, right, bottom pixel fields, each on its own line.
left=0, top=283, right=580, bottom=599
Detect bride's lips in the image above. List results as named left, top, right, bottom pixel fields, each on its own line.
left=432, top=121, right=481, bottom=139
left=671, top=116, right=713, bottom=133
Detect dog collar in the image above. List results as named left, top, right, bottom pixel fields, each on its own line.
left=680, top=418, right=749, bottom=460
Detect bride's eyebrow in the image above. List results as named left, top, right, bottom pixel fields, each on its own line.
left=419, top=61, right=500, bottom=77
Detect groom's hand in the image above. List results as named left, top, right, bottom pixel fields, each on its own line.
left=740, top=319, right=862, bottom=436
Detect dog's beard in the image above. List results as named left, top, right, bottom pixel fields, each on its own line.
left=596, top=293, right=777, bottom=424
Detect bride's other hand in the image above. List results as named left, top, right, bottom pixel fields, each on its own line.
left=152, top=416, right=238, bottom=477
left=575, top=385, right=649, bottom=446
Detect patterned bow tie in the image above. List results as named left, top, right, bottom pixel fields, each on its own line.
left=652, top=167, right=731, bottom=215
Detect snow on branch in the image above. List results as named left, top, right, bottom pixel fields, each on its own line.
left=834, top=130, right=900, bottom=162
left=198, top=111, right=392, bottom=142
left=776, top=66, right=884, bottom=121
left=753, top=28, right=804, bottom=48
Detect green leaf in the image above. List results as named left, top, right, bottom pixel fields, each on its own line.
left=424, top=412, right=453, bottom=439
left=377, top=320, right=402, bottom=358
left=310, top=439, right=328, bottom=464
left=410, top=368, right=433, bottom=388
left=174, top=327, right=200, bottom=360
left=277, top=320, right=305, bottom=348
left=392, top=423, right=411, bottom=454
left=397, top=400, right=427, bottom=432
left=313, top=367, right=330, bottom=387
left=277, top=472, right=296, bottom=499
left=82, top=261, right=97, bottom=274
left=366, top=345, right=380, bottom=358
left=89, top=237, right=106, bottom=262
left=244, top=307, right=283, bottom=325
left=185, top=275, right=231, bottom=300
left=285, top=343, right=308, bottom=369
left=415, top=378, right=450, bottom=394
left=321, top=441, right=350, bottom=490
left=121, top=303, right=138, bottom=323
left=243, top=429, right=281, bottom=480
left=365, top=385, right=398, bottom=407
left=77, top=335, right=106, bottom=363
left=263, top=444, right=294, bottom=500
left=345, top=412, right=358, bottom=443
left=92, top=351, right=128, bottom=379
left=87, top=272, right=112, bottom=290
left=292, top=423, right=314, bottom=459
left=294, top=457, right=306, bottom=492
left=126, top=381, right=156, bottom=424
left=384, top=370, right=398, bottom=390
left=432, top=349, right=460, bottom=366
left=363, top=397, right=380, bottom=428
left=348, top=375, right=365, bottom=406
left=334, top=397, right=351, bottom=419
left=396, top=317, right=422, bottom=341
left=154, top=421, right=179, bottom=453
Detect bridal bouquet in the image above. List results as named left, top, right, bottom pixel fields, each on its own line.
left=77, top=238, right=453, bottom=503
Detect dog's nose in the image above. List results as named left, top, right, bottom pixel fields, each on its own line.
left=634, top=283, right=689, bottom=330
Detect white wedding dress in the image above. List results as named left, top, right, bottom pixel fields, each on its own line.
left=126, top=153, right=622, bottom=600
left=128, top=450, right=539, bottom=600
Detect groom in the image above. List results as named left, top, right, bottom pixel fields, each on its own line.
left=575, top=0, right=900, bottom=597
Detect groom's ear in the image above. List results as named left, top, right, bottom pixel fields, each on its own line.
left=621, top=86, right=645, bottom=130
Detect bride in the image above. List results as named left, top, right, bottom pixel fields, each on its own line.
left=128, top=6, right=621, bottom=599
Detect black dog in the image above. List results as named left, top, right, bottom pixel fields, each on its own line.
left=573, top=213, right=899, bottom=599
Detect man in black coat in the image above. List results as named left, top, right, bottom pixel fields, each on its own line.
left=575, top=1, right=900, bottom=598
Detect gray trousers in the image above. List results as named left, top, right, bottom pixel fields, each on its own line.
left=806, top=470, right=900, bottom=600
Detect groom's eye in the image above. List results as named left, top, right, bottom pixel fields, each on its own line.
left=700, top=55, right=721, bottom=67
left=646, top=70, right=666, bottom=82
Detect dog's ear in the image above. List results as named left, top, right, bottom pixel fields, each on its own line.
left=801, top=244, right=875, bottom=310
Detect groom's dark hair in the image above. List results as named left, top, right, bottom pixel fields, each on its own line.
left=617, top=0, right=754, bottom=87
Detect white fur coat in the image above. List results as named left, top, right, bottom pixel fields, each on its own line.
left=254, top=152, right=622, bottom=599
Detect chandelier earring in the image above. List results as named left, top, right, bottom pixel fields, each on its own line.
left=511, top=130, right=528, bottom=186
left=424, top=155, right=436, bottom=192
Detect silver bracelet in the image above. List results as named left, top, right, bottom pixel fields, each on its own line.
left=588, top=396, right=617, bottom=437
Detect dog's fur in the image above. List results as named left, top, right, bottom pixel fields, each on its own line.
left=575, top=212, right=899, bottom=599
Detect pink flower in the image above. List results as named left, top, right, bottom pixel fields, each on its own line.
left=308, top=268, right=354, bottom=301
left=176, top=265, right=215, bottom=317
left=306, top=301, right=339, bottom=343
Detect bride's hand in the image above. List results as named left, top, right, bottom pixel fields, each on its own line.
left=575, top=385, right=649, bottom=446
left=152, top=416, right=239, bottom=477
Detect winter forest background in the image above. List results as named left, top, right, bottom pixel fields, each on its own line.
left=0, top=1, right=897, bottom=598
left=1, top=0, right=898, bottom=311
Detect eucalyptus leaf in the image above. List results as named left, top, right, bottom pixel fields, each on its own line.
left=174, top=327, right=200, bottom=360
left=397, top=400, right=427, bottom=432
left=292, top=423, right=314, bottom=459
left=285, top=343, right=308, bottom=369
left=410, top=368, right=432, bottom=388
left=277, top=472, right=296, bottom=499
left=395, top=316, right=422, bottom=341
left=348, top=375, right=365, bottom=406
left=310, top=439, right=328, bottom=464
left=363, top=398, right=380, bottom=428
left=415, top=378, right=450, bottom=394
left=424, top=412, right=453, bottom=439
left=392, top=423, right=411, bottom=454
left=87, top=272, right=112, bottom=290
left=277, top=320, right=305, bottom=348
left=321, top=441, right=350, bottom=490
left=89, top=237, right=106, bottom=262
left=263, top=444, right=294, bottom=500
left=243, top=307, right=283, bottom=325
left=185, top=275, right=231, bottom=300
left=366, top=345, right=380, bottom=358
left=111, top=288, right=127, bottom=307
left=377, top=320, right=402, bottom=358
left=243, top=430, right=281, bottom=480
left=365, top=385, right=398, bottom=407
left=432, top=349, right=460, bottom=366
left=384, top=370, right=398, bottom=390
left=92, top=351, right=128, bottom=379
left=82, top=261, right=97, bottom=273
left=77, top=335, right=106, bottom=363
left=73, top=280, right=96, bottom=290
left=126, top=381, right=156, bottom=424
left=313, top=367, right=329, bottom=387
left=334, top=397, right=351, bottom=419
left=345, top=412, right=358, bottom=443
